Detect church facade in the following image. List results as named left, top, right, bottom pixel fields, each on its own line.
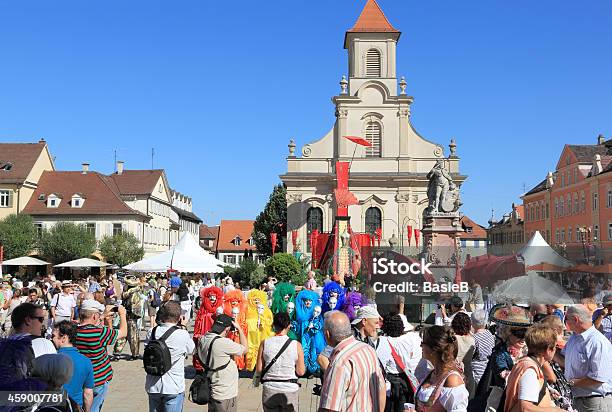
left=281, top=0, right=466, bottom=254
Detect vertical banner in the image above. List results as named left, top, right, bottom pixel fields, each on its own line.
left=335, top=161, right=350, bottom=217
left=270, top=233, right=278, bottom=254
left=406, top=225, right=413, bottom=246
left=291, top=230, right=298, bottom=251
left=414, top=229, right=420, bottom=247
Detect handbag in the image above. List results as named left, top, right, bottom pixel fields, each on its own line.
left=388, top=340, right=418, bottom=404
left=189, top=336, right=230, bottom=405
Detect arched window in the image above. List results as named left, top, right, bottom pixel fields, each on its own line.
left=307, top=207, right=323, bottom=252
left=365, top=122, right=382, bottom=157
left=365, top=207, right=382, bottom=235
left=366, top=49, right=381, bottom=77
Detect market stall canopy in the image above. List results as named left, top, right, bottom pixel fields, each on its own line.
left=461, top=254, right=525, bottom=287
left=2, top=256, right=50, bottom=266
left=123, top=231, right=225, bottom=273
left=54, top=258, right=110, bottom=268
left=492, top=271, right=574, bottom=305
left=519, top=231, right=573, bottom=271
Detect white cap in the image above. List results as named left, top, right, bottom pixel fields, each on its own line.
left=351, top=306, right=381, bottom=324
left=81, top=299, right=105, bottom=313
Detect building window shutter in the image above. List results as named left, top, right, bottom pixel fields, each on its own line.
left=8, top=190, right=13, bottom=207
left=366, top=49, right=381, bottom=77
left=365, top=122, right=382, bottom=157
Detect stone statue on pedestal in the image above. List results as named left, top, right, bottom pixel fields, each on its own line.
left=426, top=160, right=462, bottom=213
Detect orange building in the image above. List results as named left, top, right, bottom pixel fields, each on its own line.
left=522, top=135, right=612, bottom=264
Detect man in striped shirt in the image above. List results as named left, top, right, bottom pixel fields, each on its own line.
left=319, top=311, right=386, bottom=412
left=76, top=299, right=127, bottom=412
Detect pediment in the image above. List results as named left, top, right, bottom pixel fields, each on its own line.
left=359, top=194, right=387, bottom=205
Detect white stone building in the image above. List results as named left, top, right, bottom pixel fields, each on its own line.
left=170, top=189, right=202, bottom=238
left=281, top=0, right=465, bottom=254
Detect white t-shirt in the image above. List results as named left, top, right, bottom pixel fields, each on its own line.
left=417, top=382, right=469, bottom=412
left=51, top=293, right=76, bottom=317
left=377, top=335, right=417, bottom=375
left=32, top=337, right=57, bottom=357
left=518, top=368, right=541, bottom=402
left=145, top=323, right=195, bottom=395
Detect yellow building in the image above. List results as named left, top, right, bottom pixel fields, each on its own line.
left=0, top=139, right=55, bottom=220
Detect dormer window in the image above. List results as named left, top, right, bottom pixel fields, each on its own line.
left=71, top=194, right=85, bottom=208
left=249, top=237, right=256, bottom=246
left=47, top=194, right=61, bottom=208
left=233, top=236, right=242, bottom=246
left=0, top=162, right=13, bottom=171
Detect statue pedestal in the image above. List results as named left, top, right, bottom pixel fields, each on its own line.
left=421, top=212, right=463, bottom=272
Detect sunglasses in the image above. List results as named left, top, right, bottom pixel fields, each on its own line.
left=31, top=316, right=45, bottom=323
left=510, top=328, right=527, bottom=339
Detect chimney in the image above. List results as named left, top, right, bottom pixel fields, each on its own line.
left=598, top=134, right=605, bottom=145
left=82, top=163, right=90, bottom=174
left=593, top=154, right=602, bottom=175
left=117, top=161, right=124, bottom=175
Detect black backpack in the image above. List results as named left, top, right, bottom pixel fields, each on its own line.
left=143, top=326, right=178, bottom=376
left=189, top=336, right=230, bottom=405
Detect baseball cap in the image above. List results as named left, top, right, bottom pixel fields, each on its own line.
left=603, top=294, right=612, bottom=306
left=170, top=276, right=182, bottom=288
left=351, top=306, right=381, bottom=325
left=211, top=314, right=234, bottom=334
left=81, top=299, right=105, bottom=313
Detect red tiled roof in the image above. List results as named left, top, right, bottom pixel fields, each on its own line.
left=199, top=224, right=219, bottom=240
left=215, top=220, right=256, bottom=252
left=0, top=141, right=48, bottom=184
left=109, top=170, right=164, bottom=195
left=347, top=0, right=399, bottom=34
left=459, top=215, right=488, bottom=240
left=22, top=171, right=148, bottom=218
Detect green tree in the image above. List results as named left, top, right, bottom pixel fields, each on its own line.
left=99, top=232, right=145, bottom=267
left=264, top=253, right=301, bottom=284
left=0, top=214, right=37, bottom=259
left=38, top=222, right=96, bottom=264
left=252, top=184, right=287, bottom=257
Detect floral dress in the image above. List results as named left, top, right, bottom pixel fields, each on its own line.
left=546, top=361, right=576, bottom=412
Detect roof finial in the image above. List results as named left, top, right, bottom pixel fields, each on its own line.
left=340, top=75, right=348, bottom=95
left=399, top=76, right=407, bottom=95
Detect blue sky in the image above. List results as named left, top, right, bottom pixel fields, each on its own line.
left=1, top=1, right=611, bottom=227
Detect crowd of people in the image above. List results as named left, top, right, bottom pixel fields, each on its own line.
left=0, top=270, right=611, bottom=412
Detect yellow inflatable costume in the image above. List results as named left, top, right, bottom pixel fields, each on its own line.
left=245, top=289, right=273, bottom=371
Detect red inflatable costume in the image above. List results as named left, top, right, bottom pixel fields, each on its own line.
left=193, top=286, right=224, bottom=371
left=223, top=289, right=248, bottom=370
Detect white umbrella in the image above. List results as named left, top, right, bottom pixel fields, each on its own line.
left=124, top=232, right=225, bottom=273
left=492, top=271, right=574, bottom=305
left=54, top=258, right=110, bottom=268
left=2, top=256, right=50, bottom=266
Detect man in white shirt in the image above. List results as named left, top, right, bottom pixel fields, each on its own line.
left=436, top=296, right=468, bottom=327
left=145, top=301, right=195, bottom=412
left=50, top=281, right=77, bottom=324
left=10, top=302, right=56, bottom=357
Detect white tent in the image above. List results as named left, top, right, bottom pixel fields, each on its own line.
left=493, top=271, right=574, bottom=304
left=123, top=232, right=225, bottom=273
left=2, top=256, right=50, bottom=266
left=55, top=258, right=110, bottom=268
left=518, top=231, right=573, bottom=271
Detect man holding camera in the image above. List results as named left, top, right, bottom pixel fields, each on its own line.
left=198, top=314, right=248, bottom=412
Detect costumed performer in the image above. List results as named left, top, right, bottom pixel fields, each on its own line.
left=342, top=290, right=367, bottom=322
left=223, top=289, right=248, bottom=370
left=192, top=286, right=224, bottom=371
left=321, top=281, right=345, bottom=314
left=245, top=289, right=273, bottom=370
left=271, top=282, right=295, bottom=314
left=295, top=289, right=324, bottom=375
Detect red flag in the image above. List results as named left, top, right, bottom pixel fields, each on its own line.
left=414, top=229, right=420, bottom=247
left=291, top=230, right=298, bottom=250
left=270, top=233, right=278, bottom=254
left=406, top=225, right=413, bottom=246
left=375, top=227, right=382, bottom=247
left=370, top=234, right=376, bottom=247
left=343, top=136, right=372, bottom=147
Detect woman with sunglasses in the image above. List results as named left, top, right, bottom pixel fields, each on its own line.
left=413, top=325, right=469, bottom=412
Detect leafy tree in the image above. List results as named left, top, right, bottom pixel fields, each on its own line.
left=99, top=232, right=145, bottom=267
left=252, top=184, right=287, bottom=257
left=0, top=214, right=37, bottom=259
left=38, top=222, right=96, bottom=264
left=264, top=253, right=301, bottom=284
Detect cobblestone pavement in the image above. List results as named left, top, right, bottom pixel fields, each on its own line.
left=104, top=327, right=322, bottom=411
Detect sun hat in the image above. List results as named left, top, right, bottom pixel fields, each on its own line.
left=61, top=280, right=74, bottom=288
left=81, top=299, right=105, bottom=313
left=351, top=306, right=381, bottom=325
left=489, top=304, right=532, bottom=327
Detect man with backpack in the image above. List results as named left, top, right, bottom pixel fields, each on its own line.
left=197, top=313, right=248, bottom=412
left=144, top=301, right=194, bottom=412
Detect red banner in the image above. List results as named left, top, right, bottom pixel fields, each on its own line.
left=406, top=225, right=413, bottom=246
left=291, top=230, right=298, bottom=250
left=414, top=229, right=420, bottom=247
left=270, top=233, right=278, bottom=254
left=375, top=227, right=382, bottom=247
left=343, top=135, right=372, bottom=147
left=335, top=161, right=350, bottom=217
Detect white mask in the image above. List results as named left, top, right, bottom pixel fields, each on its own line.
left=287, top=302, right=295, bottom=315
left=232, top=307, right=239, bottom=318
left=216, top=306, right=223, bottom=315
left=209, top=295, right=217, bottom=303
left=313, top=306, right=321, bottom=318
left=257, top=303, right=265, bottom=315
left=304, top=299, right=312, bottom=309
left=329, top=296, right=338, bottom=309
